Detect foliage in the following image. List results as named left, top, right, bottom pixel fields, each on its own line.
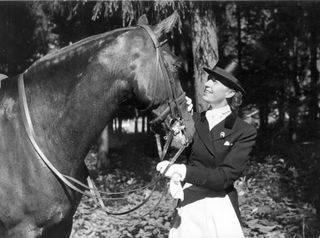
left=72, top=133, right=176, bottom=238
left=0, top=2, right=57, bottom=75
left=237, top=155, right=320, bottom=237
left=4, top=1, right=317, bottom=140
left=70, top=134, right=320, bottom=238
left=214, top=2, right=319, bottom=138
left=91, top=1, right=187, bottom=27
left=272, top=138, right=320, bottom=220
left=1, top=1, right=318, bottom=134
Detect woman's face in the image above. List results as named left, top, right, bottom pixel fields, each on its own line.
left=202, top=76, right=235, bottom=107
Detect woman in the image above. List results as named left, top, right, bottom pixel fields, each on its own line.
left=156, top=60, right=257, bottom=238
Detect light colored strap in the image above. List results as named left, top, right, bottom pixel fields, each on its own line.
left=155, top=133, right=163, bottom=159
left=17, top=73, right=166, bottom=216
left=18, top=74, right=95, bottom=197
left=18, top=74, right=152, bottom=196
left=87, top=177, right=106, bottom=208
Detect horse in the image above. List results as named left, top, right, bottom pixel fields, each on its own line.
left=0, top=12, right=194, bottom=238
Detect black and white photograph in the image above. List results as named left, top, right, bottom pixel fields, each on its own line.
left=0, top=1, right=319, bottom=237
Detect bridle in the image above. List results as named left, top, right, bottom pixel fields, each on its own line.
left=17, top=24, right=189, bottom=217
left=138, top=23, right=191, bottom=160
left=138, top=27, right=181, bottom=116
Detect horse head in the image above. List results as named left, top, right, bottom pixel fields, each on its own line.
left=126, top=12, right=195, bottom=146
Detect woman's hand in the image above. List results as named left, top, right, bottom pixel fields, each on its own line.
left=156, top=160, right=186, bottom=181
left=156, top=161, right=186, bottom=201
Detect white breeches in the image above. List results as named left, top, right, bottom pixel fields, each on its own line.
left=169, top=185, right=244, bottom=238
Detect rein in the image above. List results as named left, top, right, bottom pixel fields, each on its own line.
left=18, top=73, right=162, bottom=216
left=17, top=24, right=189, bottom=217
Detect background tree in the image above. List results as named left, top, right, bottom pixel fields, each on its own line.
left=0, top=1, right=56, bottom=76
left=189, top=3, right=219, bottom=112
left=306, top=2, right=320, bottom=138
left=1, top=0, right=318, bottom=155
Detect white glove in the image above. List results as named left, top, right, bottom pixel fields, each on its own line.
left=169, top=179, right=184, bottom=201
left=156, top=161, right=186, bottom=181
left=156, top=161, right=186, bottom=201
left=186, top=96, right=193, bottom=114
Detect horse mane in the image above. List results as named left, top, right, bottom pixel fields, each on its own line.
left=28, top=27, right=134, bottom=73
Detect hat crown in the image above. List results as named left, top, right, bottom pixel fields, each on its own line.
left=224, top=60, right=239, bottom=75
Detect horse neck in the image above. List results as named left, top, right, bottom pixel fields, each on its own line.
left=23, top=59, right=131, bottom=175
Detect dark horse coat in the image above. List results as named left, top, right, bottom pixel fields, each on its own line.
left=183, top=110, right=257, bottom=223
left=0, top=12, right=195, bottom=238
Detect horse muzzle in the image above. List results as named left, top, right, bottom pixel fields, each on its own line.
left=150, top=97, right=195, bottom=147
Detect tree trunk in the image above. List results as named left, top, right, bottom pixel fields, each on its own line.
left=118, top=117, right=122, bottom=133
left=236, top=3, right=242, bottom=68
left=134, top=108, right=138, bottom=133
left=288, top=37, right=300, bottom=142
left=142, top=115, right=145, bottom=133
left=278, top=88, right=285, bottom=128
left=258, top=98, right=269, bottom=149
left=147, top=114, right=151, bottom=133
left=114, top=118, right=117, bottom=131
left=191, top=7, right=219, bottom=112
left=308, top=7, right=319, bottom=137
left=97, top=124, right=112, bottom=171
left=259, top=103, right=268, bottom=132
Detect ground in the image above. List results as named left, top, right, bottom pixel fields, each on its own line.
left=70, top=133, right=320, bottom=238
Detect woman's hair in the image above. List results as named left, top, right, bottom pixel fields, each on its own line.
left=227, top=91, right=243, bottom=111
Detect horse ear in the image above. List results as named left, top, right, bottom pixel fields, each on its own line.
left=138, top=14, right=149, bottom=25
left=154, top=11, right=180, bottom=40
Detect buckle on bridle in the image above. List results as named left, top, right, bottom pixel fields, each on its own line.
left=168, top=117, right=189, bottom=147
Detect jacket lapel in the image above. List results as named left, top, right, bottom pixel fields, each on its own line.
left=194, top=112, right=215, bottom=155
left=211, top=111, right=237, bottom=141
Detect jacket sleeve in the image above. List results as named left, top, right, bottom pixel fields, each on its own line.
left=184, top=126, right=257, bottom=191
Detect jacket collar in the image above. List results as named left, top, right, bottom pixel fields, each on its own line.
left=194, top=110, right=238, bottom=155
left=199, top=110, right=237, bottom=129
left=224, top=110, right=237, bottom=129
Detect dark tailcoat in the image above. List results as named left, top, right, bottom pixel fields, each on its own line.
left=183, top=111, right=257, bottom=223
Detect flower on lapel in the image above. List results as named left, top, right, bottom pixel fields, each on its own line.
left=220, top=131, right=225, bottom=138
left=223, top=141, right=233, bottom=146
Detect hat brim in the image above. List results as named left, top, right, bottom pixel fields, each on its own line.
left=203, top=67, right=245, bottom=95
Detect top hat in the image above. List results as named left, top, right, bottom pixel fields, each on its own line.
left=203, top=60, right=245, bottom=95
